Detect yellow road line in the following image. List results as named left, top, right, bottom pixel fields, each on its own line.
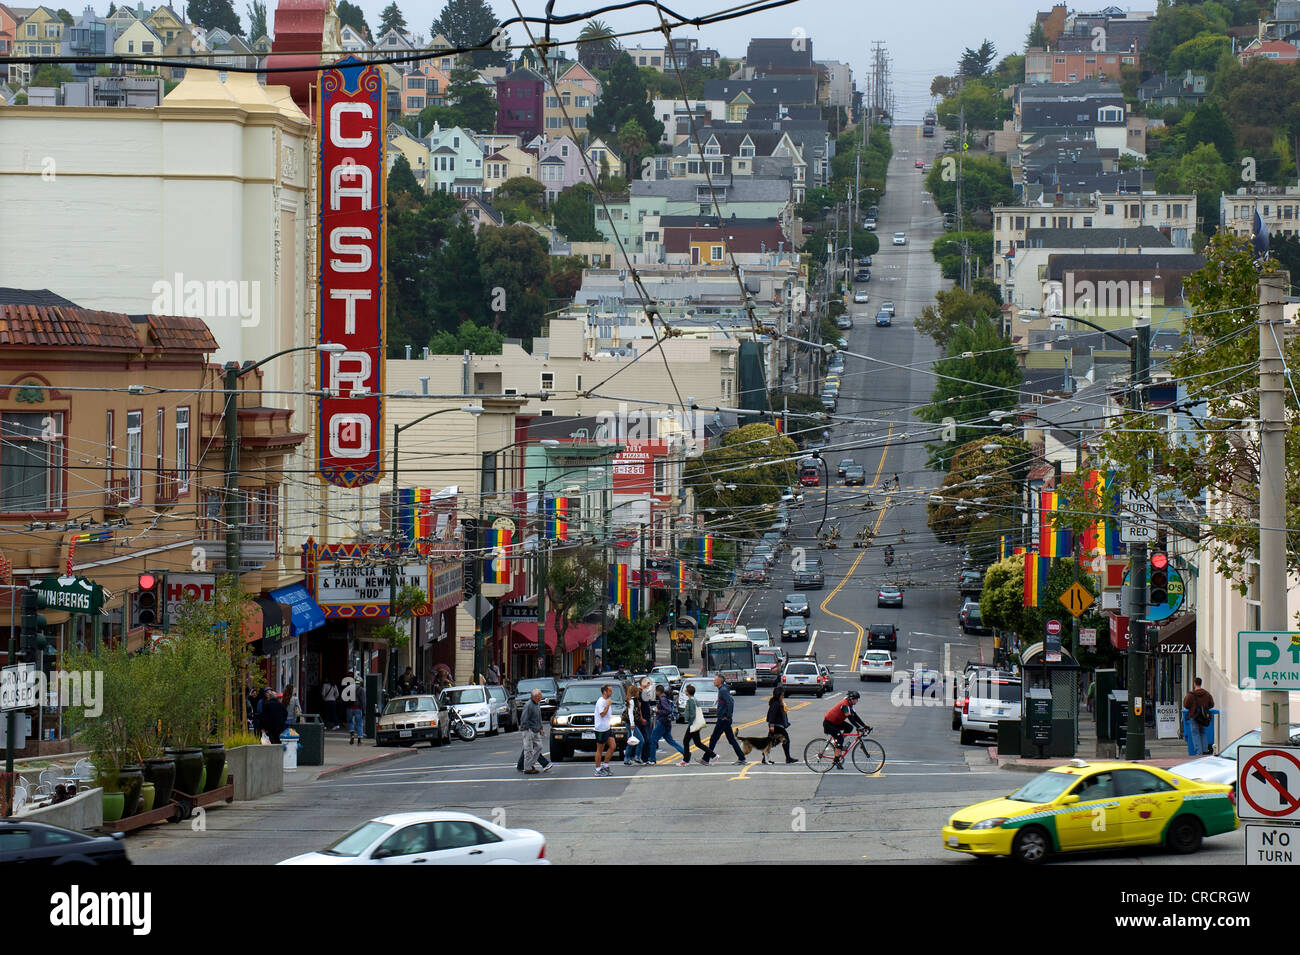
left=847, top=493, right=895, bottom=668
left=870, top=424, right=895, bottom=488
left=652, top=701, right=815, bottom=766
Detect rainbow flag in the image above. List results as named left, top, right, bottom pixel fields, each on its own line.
left=699, top=534, right=713, bottom=565
left=1013, top=546, right=1025, bottom=556
left=544, top=496, right=569, bottom=541
left=1023, top=552, right=1049, bottom=608
left=1000, top=535, right=1012, bottom=560
left=678, top=560, right=688, bottom=592
left=1039, top=491, right=1073, bottom=559
left=483, top=527, right=512, bottom=584
left=609, top=563, right=633, bottom=618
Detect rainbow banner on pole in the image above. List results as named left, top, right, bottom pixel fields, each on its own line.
left=483, top=527, right=511, bottom=585
left=699, top=534, right=713, bottom=565
left=1023, top=552, right=1048, bottom=608
left=678, top=560, right=688, bottom=592
left=1038, top=491, right=1073, bottom=558
left=609, top=563, right=636, bottom=619
left=543, top=496, right=568, bottom=541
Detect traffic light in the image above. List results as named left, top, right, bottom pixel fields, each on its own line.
left=18, top=590, right=46, bottom=662
left=134, top=571, right=163, bottom=627
left=1148, top=552, right=1169, bottom=606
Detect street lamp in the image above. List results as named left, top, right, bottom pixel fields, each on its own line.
left=387, top=403, right=484, bottom=693
left=223, top=342, right=345, bottom=576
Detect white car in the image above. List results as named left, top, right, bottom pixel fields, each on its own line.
left=892, top=232, right=906, bottom=246
left=747, top=627, right=773, bottom=648
left=1170, top=726, right=1300, bottom=795
left=864, top=217, right=877, bottom=230
left=278, top=811, right=549, bottom=865
left=959, top=673, right=1022, bottom=745
left=859, top=650, right=894, bottom=681
left=853, top=289, right=869, bottom=304
left=440, top=684, right=498, bottom=735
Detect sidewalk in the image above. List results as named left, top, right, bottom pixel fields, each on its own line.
left=300, top=728, right=419, bottom=782
left=991, top=707, right=1196, bottom=772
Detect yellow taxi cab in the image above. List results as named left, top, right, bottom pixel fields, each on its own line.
left=941, top=760, right=1238, bottom=863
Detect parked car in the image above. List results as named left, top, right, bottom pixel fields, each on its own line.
left=0, top=820, right=130, bottom=865
left=877, top=584, right=903, bottom=608
left=910, top=665, right=940, bottom=699
left=839, top=312, right=856, bottom=325
left=549, top=679, right=628, bottom=761
left=486, top=685, right=515, bottom=731
left=781, top=615, right=809, bottom=642
left=892, top=232, right=907, bottom=245
left=959, top=597, right=992, bottom=636
left=859, top=649, right=894, bottom=681
left=377, top=694, right=451, bottom=747
left=278, top=811, right=549, bottom=865
left=753, top=543, right=777, bottom=566
left=1170, top=726, right=1300, bottom=798
left=864, top=216, right=877, bottom=230
left=820, top=393, right=837, bottom=411
left=756, top=647, right=784, bottom=686
left=675, top=677, right=720, bottom=722
left=844, top=465, right=866, bottom=486
left=953, top=667, right=1011, bottom=730
left=769, top=516, right=790, bottom=536
left=650, top=665, right=683, bottom=690
left=858, top=255, right=873, bottom=266
left=780, top=656, right=825, bottom=696
left=782, top=593, right=810, bottom=617
left=942, top=212, right=956, bottom=230
left=837, top=457, right=855, bottom=477
left=958, top=569, right=984, bottom=596
left=941, top=763, right=1238, bottom=863
left=875, top=308, right=892, bottom=327
left=742, top=556, right=769, bottom=583
left=867, top=623, right=898, bottom=651
left=855, top=268, right=871, bottom=282
left=794, top=556, right=825, bottom=590
left=959, top=673, right=1023, bottom=745
left=440, top=684, right=498, bottom=736
left=512, top=677, right=560, bottom=722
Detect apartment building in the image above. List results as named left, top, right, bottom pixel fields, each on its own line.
left=1220, top=184, right=1300, bottom=238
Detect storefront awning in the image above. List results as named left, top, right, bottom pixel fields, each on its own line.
left=268, top=583, right=327, bottom=636
left=252, top=597, right=286, bottom=655
left=1155, top=613, right=1195, bottom=655
left=509, top=612, right=599, bottom=653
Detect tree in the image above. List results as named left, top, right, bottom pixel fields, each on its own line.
left=336, top=0, right=371, bottom=40
left=615, top=118, right=650, bottom=174
left=245, top=0, right=266, bottom=39
left=917, top=317, right=1019, bottom=466
left=544, top=548, right=607, bottom=676
left=959, top=39, right=997, bottom=77
left=477, top=225, right=550, bottom=340
left=929, top=231, right=994, bottom=281
left=981, top=557, right=1106, bottom=661
left=378, top=2, right=406, bottom=35
left=1183, top=102, right=1236, bottom=165
left=686, top=423, right=801, bottom=527
left=935, top=79, right=1005, bottom=131
left=428, top=319, right=504, bottom=354
left=431, top=0, right=507, bottom=67
left=1026, top=21, right=1046, bottom=50
left=552, top=182, right=601, bottom=241
left=603, top=616, right=653, bottom=668
left=1146, top=5, right=1225, bottom=71
left=925, top=154, right=1014, bottom=213
left=926, top=437, right=1033, bottom=549
left=589, top=52, right=664, bottom=146
left=577, top=19, right=617, bottom=57
left=931, top=75, right=956, bottom=99
left=1098, top=233, right=1300, bottom=582
left=32, top=64, right=75, bottom=87
left=492, top=175, right=546, bottom=224
left=1167, top=33, right=1231, bottom=75
left=106, top=2, right=117, bottom=16
left=188, top=0, right=243, bottom=35
left=387, top=154, right=424, bottom=202
left=915, top=285, right=1001, bottom=350
left=55, top=8, right=73, bottom=25
left=446, top=65, right=497, bottom=131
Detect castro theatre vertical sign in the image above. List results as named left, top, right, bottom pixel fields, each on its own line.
left=318, top=56, right=385, bottom=487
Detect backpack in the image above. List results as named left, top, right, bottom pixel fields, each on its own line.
left=1192, top=702, right=1212, bottom=727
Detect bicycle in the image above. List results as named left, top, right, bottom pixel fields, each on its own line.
left=803, top=726, right=886, bottom=774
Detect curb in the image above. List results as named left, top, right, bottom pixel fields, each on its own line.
left=987, top=746, right=1193, bottom=774
left=314, top=745, right=419, bottom=780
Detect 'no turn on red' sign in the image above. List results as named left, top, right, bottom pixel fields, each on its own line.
left=1238, top=746, right=1300, bottom=822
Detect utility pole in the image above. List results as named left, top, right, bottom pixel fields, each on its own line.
left=957, top=106, right=969, bottom=291
left=1258, top=272, right=1291, bottom=745
left=537, top=479, right=548, bottom=679
left=1124, top=323, right=1152, bottom=759
left=639, top=523, right=647, bottom=626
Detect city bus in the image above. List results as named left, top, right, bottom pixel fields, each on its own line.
left=701, top=634, right=758, bottom=695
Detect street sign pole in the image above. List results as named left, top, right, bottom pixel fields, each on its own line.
left=1126, top=324, right=1151, bottom=760
left=1259, top=274, right=1290, bottom=745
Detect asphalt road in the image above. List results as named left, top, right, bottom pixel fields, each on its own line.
left=124, top=127, right=1244, bottom=866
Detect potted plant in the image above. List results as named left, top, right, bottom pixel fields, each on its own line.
left=62, top=643, right=151, bottom=814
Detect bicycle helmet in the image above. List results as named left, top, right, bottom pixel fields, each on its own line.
left=846, top=690, right=861, bottom=702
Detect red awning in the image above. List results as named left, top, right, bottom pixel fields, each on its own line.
left=509, top=611, right=599, bottom=652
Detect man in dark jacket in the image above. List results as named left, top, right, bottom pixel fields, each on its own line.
left=705, top=675, right=747, bottom=765
left=260, top=688, right=288, bottom=743
left=520, top=689, right=549, bottom=774
left=1182, top=677, right=1216, bottom=755
left=648, top=684, right=687, bottom=763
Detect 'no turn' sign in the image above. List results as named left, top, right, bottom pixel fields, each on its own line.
left=1238, top=746, right=1300, bottom=821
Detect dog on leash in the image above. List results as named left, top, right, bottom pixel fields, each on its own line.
left=738, top=730, right=789, bottom=764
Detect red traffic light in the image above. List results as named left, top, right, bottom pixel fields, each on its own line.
left=1151, top=553, right=1168, bottom=570
left=138, top=572, right=157, bottom=590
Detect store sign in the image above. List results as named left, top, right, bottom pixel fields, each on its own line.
left=317, top=56, right=386, bottom=488
left=318, top=564, right=429, bottom=607
left=165, top=573, right=216, bottom=621
left=612, top=440, right=667, bottom=495
left=430, top=563, right=462, bottom=614
left=32, top=575, right=103, bottom=615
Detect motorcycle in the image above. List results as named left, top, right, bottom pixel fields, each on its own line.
left=448, top=707, right=477, bottom=742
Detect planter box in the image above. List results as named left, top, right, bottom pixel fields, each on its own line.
left=18, top=786, right=104, bottom=831
left=227, top=744, right=283, bottom=801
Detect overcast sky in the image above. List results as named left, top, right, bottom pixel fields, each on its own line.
left=295, top=0, right=1053, bottom=122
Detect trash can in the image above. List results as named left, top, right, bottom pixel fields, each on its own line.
left=293, top=715, right=324, bottom=766
left=1108, top=689, right=1129, bottom=753
left=282, top=728, right=300, bottom=772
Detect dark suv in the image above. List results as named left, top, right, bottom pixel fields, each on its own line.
left=867, top=623, right=898, bottom=651
left=548, top=679, right=627, bottom=762
left=512, top=676, right=560, bottom=723
left=958, top=569, right=984, bottom=596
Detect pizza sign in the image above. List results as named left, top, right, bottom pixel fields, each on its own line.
left=317, top=56, right=385, bottom=487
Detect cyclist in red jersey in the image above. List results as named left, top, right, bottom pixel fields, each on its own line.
left=823, top=690, right=869, bottom=761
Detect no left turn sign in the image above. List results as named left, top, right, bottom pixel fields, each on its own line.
left=1238, top=746, right=1300, bottom=821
